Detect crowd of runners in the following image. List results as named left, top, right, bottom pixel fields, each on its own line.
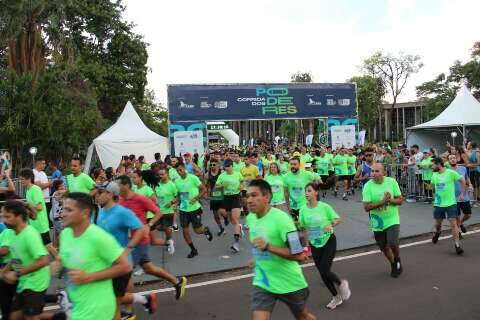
left=0, top=141, right=476, bottom=319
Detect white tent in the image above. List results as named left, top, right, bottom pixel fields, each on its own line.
left=406, top=85, right=480, bottom=151
left=84, top=101, right=169, bottom=173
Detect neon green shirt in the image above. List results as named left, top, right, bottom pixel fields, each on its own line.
left=326, top=153, right=334, bottom=171
left=0, top=228, right=13, bottom=264
left=278, top=161, right=289, bottom=174
left=246, top=208, right=308, bottom=294
left=174, top=174, right=202, bottom=212
left=362, top=177, right=402, bottom=231
left=300, top=153, right=313, bottom=163
left=26, top=184, right=49, bottom=234
left=155, top=180, right=178, bottom=214
left=216, top=171, right=243, bottom=196
left=283, top=170, right=315, bottom=210
left=264, top=174, right=285, bottom=205
left=333, top=154, right=349, bottom=176
left=300, top=202, right=339, bottom=248
left=314, top=156, right=330, bottom=176
left=233, top=161, right=246, bottom=174
left=420, top=157, right=433, bottom=181
left=67, top=173, right=95, bottom=194
left=60, top=224, right=123, bottom=320
left=10, top=225, right=50, bottom=292
left=168, top=167, right=180, bottom=181
left=431, top=169, right=462, bottom=207
left=347, top=155, right=357, bottom=175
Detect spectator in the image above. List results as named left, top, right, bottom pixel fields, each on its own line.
left=33, top=158, right=52, bottom=212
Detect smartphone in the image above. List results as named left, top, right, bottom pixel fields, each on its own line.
left=286, top=231, right=304, bottom=255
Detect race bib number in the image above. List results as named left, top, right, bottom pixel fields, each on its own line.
left=308, top=226, right=322, bottom=240
left=436, top=183, right=446, bottom=193
left=179, top=192, right=189, bottom=210
left=271, top=184, right=280, bottom=193
left=252, top=248, right=271, bottom=261
left=211, top=190, right=222, bottom=197
left=292, top=187, right=302, bottom=197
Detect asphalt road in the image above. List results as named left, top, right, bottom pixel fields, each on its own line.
left=133, top=230, right=480, bottom=320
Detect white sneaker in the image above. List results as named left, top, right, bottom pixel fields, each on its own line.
left=326, top=295, right=343, bottom=310
left=338, top=280, right=351, bottom=301
left=231, top=242, right=240, bottom=253
left=58, top=290, right=71, bottom=312
left=239, top=225, right=245, bottom=238
left=167, top=239, right=175, bottom=255
left=133, top=268, right=145, bottom=277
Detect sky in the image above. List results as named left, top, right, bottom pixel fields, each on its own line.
left=122, top=0, right=479, bottom=105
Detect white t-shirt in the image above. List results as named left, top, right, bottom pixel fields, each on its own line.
left=33, top=169, right=50, bottom=203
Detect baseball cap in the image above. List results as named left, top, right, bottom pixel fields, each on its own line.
left=304, top=162, right=312, bottom=168
left=293, top=151, right=301, bottom=157
left=184, top=152, right=192, bottom=157
left=95, top=181, right=120, bottom=196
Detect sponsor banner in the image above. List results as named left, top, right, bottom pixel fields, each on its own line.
left=168, top=83, right=357, bottom=122
left=169, top=122, right=207, bottom=155
left=173, top=131, right=205, bottom=157
left=358, top=130, right=366, bottom=145
left=331, top=125, right=356, bottom=150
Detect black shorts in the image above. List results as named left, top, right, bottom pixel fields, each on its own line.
left=221, top=194, right=242, bottom=211
left=457, top=202, right=472, bottom=216
left=132, top=244, right=151, bottom=267
left=374, top=224, right=400, bottom=250
left=469, top=171, right=479, bottom=188
left=290, top=209, right=300, bottom=220
left=113, top=272, right=132, bottom=297
left=40, top=232, right=52, bottom=246
left=179, top=209, right=203, bottom=229
left=156, top=215, right=174, bottom=228
left=210, top=200, right=223, bottom=211
left=11, top=289, right=46, bottom=316
left=251, top=286, right=309, bottom=316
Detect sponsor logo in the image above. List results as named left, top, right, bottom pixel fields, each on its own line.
left=179, top=100, right=194, bottom=109
left=214, top=101, right=228, bottom=109
left=255, top=87, right=297, bottom=115
left=307, top=97, right=322, bottom=106
left=200, top=101, right=212, bottom=109
left=338, top=98, right=351, bottom=106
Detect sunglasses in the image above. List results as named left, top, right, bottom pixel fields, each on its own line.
left=365, top=154, right=374, bottom=157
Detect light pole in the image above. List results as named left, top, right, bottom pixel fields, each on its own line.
left=29, top=147, right=37, bottom=167
left=451, top=131, right=457, bottom=146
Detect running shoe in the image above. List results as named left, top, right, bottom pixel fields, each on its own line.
left=459, top=232, right=463, bottom=240
left=133, top=268, right=145, bottom=277
left=394, top=257, right=403, bottom=276
left=172, top=224, right=179, bottom=232
left=120, top=311, right=137, bottom=320
left=326, top=295, right=343, bottom=310
left=460, top=224, right=467, bottom=233
left=174, top=276, right=188, bottom=300
left=239, top=224, right=245, bottom=238
left=455, top=244, right=464, bottom=255
left=333, top=190, right=338, bottom=197
left=342, top=194, right=348, bottom=201
left=432, top=232, right=440, bottom=244
left=338, top=280, right=351, bottom=301
left=351, top=188, right=355, bottom=195
left=167, top=239, right=175, bottom=255
left=143, top=293, right=157, bottom=314
left=204, top=227, right=213, bottom=241
left=231, top=242, right=240, bottom=253
left=187, top=249, right=198, bottom=259
left=217, top=228, right=226, bottom=237
left=224, top=217, right=230, bottom=226
left=58, top=290, right=71, bottom=313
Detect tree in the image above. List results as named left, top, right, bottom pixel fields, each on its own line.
left=138, top=89, right=168, bottom=137
left=363, top=51, right=423, bottom=142
left=349, top=75, right=385, bottom=142
left=289, top=71, right=313, bottom=144
left=290, top=71, right=313, bottom=83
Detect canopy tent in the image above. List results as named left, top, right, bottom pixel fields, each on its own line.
left=84, top=101, right=169, bottom=173
left=406, top=85, right=480, bottom=151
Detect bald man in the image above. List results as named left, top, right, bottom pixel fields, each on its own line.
left=362, top=163, right=404, bottom=278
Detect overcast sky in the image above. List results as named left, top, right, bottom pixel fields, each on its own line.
left=123, top=0, right=479, bottom=105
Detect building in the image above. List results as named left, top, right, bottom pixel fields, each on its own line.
left=380, top=100, right=428, bottom=142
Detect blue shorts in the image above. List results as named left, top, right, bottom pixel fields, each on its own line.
left=433, top=205, right=458, bottom=220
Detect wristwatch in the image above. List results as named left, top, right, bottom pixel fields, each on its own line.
left=262, top=243, right=270, bottom=252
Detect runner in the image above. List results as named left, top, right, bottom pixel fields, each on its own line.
left=346, top=149, right=357, bottom=196
left=204, top=158, right=227, bottom=236
left=246, top=179, right=316, bottom=320
left=241, top=154, right=262, bottom=213
left=0, top=220, right=16, bottom=320
left=232, top=151, right=246, bottom=174
left=419, top=149, right=434, bottom=203
left=264, top=162, right=287, bottom=211
left=183, top=152, right=202, bottom=177
left=51, top=192, right=131, bottom=320
left=362, top=163, right=404, bottom=277
left=19, top=168, right=59, bottom=260
left=167, top=156, right=181, bottom=231
left=300, top=182, right=351, bottom=310
left=66, top=157, right=96, bottom=194
left=216, top=159, right=244, bottom=253
left=116, top=175, right=188, bottom=291
left=1, top=200, right=51, bottom=320
left=333, top=148, right=349, bottom=200
left=174, top=163, right=213, bottom=258
left=155, top=166, right=179, bottom=254
left=314, top=148, right=334, bottom=198
left=447, top=155, right=472, bottom=237
left=430, top=157, right=466, bottom=254
left=354, top=147, right=375, bottom=185
left=283, top=157, right=316, bottom=222
left=95, top=181, right=158, bottom=319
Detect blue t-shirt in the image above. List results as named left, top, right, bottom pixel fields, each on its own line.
left=97, top=204, right=143, bottom=263
left=0, top=223, right=6, bottom=233
left=254, top=162, right=264, bottom=176
left=455, top=166, right=469, bottom=203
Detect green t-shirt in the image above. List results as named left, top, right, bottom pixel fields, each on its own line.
left=246, top=208, right=308, bottom=294
left=314, top=156, right=330, bottom=176
left=283, top=170, right=315, bottom=210
left=326, top=153, right=334, bottom=171
left=67, top=173, right=95, bottom=194
left=300, top=153, right=313, bottom=164
left=362, top=177, right=402, bottom=231
left=264, top=174, right=285, bottom=205
left=155, top=180, right=178, bottom=214
left=174, top=174, right=202, bottom=212
left=141, top=163, right=151, bottom=170
left=26, top=184, right=49, bottom=234
left=333, top=154, right=349, bottom=176
left=216, top=171, right=243, bottom=196
left=168, top=167, right=180, bottom=181
left=60, top=224, right=123, bottom=320
left=0, top=228, right=14, bottom=264
left=10, top=225, right=50, bottom=292
left=278, top=161, right=289, bottom=174
left=132, top=184, right=156, bottom=219
left=420, top=157, right=433, bottom=181
left=431, top=169, right=462, bottom=207
left=347, top=155, right=357, bottom=175
left=299, top=202, right=339, bottom=248
left=233, top=161, right=246, bottom=174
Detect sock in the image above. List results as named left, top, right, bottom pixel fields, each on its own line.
left=455, top=240, right=460, bottom=246
left=217, top=224, right=223, bottom=230
left=188, top=242, right=196, bottom=251
left=234, top=234, right=240, bottom=243
left=133, top=293, right=148, bottom=304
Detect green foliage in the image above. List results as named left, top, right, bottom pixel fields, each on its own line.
left=290, top=72, right=313, bottom=83
left=138, top=89, right=168, bottom=137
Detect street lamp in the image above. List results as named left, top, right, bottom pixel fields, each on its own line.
left=29, top=147, right=37, bottom=167
left=451, top=131, right=457, bottom=146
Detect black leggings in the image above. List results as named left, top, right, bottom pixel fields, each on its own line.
left=311, top=234, right=341, bottom=296
left=0, top=279, right=17, bottom=320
